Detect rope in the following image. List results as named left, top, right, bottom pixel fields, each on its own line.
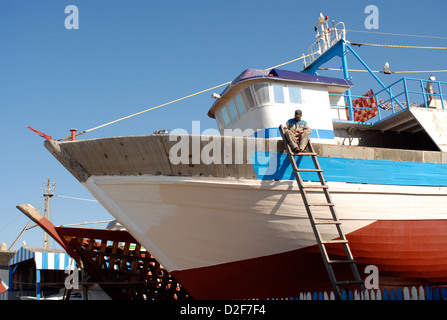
left=55, top=195, right=99, bottom=202
left=0, top=201, right=46, bottom=233
left=348, top=41, right=447, bottom=50
left=346, top=29, right=447, bottom=40
left=393, top=70, right=447, bottom=74
left=319, top=67, right=447, bottom=74
left=60, top=220, right=114, bottom=227
left=62, top=36, right=446, bottom=140
left=265, top=54, right=311, bottom=70
left=72, top=82, right=231, bottom=139
left=62, top=54, right=312, bottom=140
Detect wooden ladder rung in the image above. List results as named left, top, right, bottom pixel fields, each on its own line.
left=329, top=259, right=356, bottom=264
left=309, top=202, right=335, bottom=206
left=279, top=126, right=365, bottom=298
left=302, top=184, right=328, bottom=189
left=314, top=220, right=341, bottom=225
left=292, top=152, right=317, bottom=156
left=322, top=239, right=349, bottom=244
left=296, top=168, right=323, bottom=172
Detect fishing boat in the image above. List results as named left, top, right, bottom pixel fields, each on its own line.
left=41, top=15, right=447, bottom=299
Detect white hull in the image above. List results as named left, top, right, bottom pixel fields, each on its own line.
left=83, top=174, right=447, bottom=272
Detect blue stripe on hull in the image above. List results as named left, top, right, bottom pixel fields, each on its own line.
left=251, top=152, right=447, bottom=186
left=251, top=128, right=334, bottom=140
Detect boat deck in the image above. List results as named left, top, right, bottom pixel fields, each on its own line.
left=44, top=134, right=447, bottom=185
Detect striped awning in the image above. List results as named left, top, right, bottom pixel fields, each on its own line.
left=8, top=247, right=75, bottom=270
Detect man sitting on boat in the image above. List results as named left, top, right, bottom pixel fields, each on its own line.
left=284, top=109, right=312, bottom=153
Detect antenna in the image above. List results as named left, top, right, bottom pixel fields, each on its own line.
left=41, top=178, right=56, bottom=250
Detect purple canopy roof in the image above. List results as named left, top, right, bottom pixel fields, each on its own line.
left=208, top=68, right=352, bottom=118
left=219, top=68, right=352, bottom=97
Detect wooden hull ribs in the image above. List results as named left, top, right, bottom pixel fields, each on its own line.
left=16, top=204, right=189, bottom=300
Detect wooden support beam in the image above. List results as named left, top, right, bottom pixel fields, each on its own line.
left=16, top=204, right=70, bottom=253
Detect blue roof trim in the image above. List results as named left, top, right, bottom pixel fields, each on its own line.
left=231, top=69, right=270, bottom=85
left=269, top=68, right=353, bottom=87
left=217, top=69, right=269, bottom=97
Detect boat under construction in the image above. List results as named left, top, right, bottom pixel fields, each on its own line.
left=29, top=14, right=447, bottom=299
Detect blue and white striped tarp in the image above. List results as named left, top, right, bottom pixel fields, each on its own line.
left=8, top=247, right=34, bottom=266
left=34, top=251, right=74, bottom=270
left=8, top=247, right=75, bottom=270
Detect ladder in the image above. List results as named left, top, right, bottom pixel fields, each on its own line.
left=279, top=125, right=365, bottom=300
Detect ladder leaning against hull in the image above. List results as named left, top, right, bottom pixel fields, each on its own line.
left=278, top=125, right=365, bottom=300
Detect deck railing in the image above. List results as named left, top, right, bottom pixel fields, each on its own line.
left=330, top=77, right=447, bottom=125
left=303, top=21, right=346, bottom=68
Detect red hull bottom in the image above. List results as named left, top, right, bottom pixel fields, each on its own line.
left=171, top=220, right=447, bottom=299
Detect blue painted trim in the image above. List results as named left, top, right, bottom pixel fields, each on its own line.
left=302, top=40, right=346, bottom=75
left=252, top=128, right=280, bottom=139
left=251, top=152, right=447, bottom=186
left=54, top=253, right=60, bottom=270
left=36, top=270, right=41, bottom=300
left=252, top=128, right=334, bottom=140
left=65, top=253, right=71, bottom=269
left=41, top=253, right=48, bottom=270
left=315, top=129, right=334, bottom=139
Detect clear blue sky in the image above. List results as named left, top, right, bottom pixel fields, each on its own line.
left=1, top=0, right=446, bottom=249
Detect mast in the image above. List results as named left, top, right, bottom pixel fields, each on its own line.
left=41, top=178, right=55, bottom=250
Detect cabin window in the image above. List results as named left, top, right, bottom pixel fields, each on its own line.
left=241, top=87, right=256, bottom=109
left=273, top=84, right=285, bottom=104
left=234, top=94, right=246, bottom=116
left=227, top=101, right=239, bottom=122
left=215, top=110, right=224, bottom=129
left=253, top=83, right=270, bottom=105
left=220, top=107, right=231, bottom=127
left=288, top=85, right=302, bottom=104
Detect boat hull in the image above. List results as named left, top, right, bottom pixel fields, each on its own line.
left=83, top=175, right=447, bottom=299
left=172, top=220, right=447, bottom=299
left=44, top=136, right=447, bottom=299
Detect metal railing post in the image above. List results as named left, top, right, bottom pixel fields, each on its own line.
left=403, top=78, right=410, bottom=109
left=437, top=81, right=445, bottom=110
left=420, top=79, right=428, bottom=108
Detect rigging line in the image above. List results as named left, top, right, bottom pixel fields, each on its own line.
left=346, top=29, right=447, bottom=40
left=60, top=220, right=114, bottom=227
left=74, top=81, right=232, bottom=138
left=36, top=202, right=45, bottom=211
left=55, top=194, right=99, bottom=202
left=67, top=54, right=313, bottom=139
left=265, top=54, right=312, bottom=70
left=0, top=202, right=45, bottom=233
left=319, top=68, right=447, bottom=74
left=348, top=41, right=447, bottom=50
left=0, top=215, right=21, bottom=233
left=393, top=70, right=447, bottom=74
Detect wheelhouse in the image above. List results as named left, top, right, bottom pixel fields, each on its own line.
left=208, top=68, right=352, bottom=144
